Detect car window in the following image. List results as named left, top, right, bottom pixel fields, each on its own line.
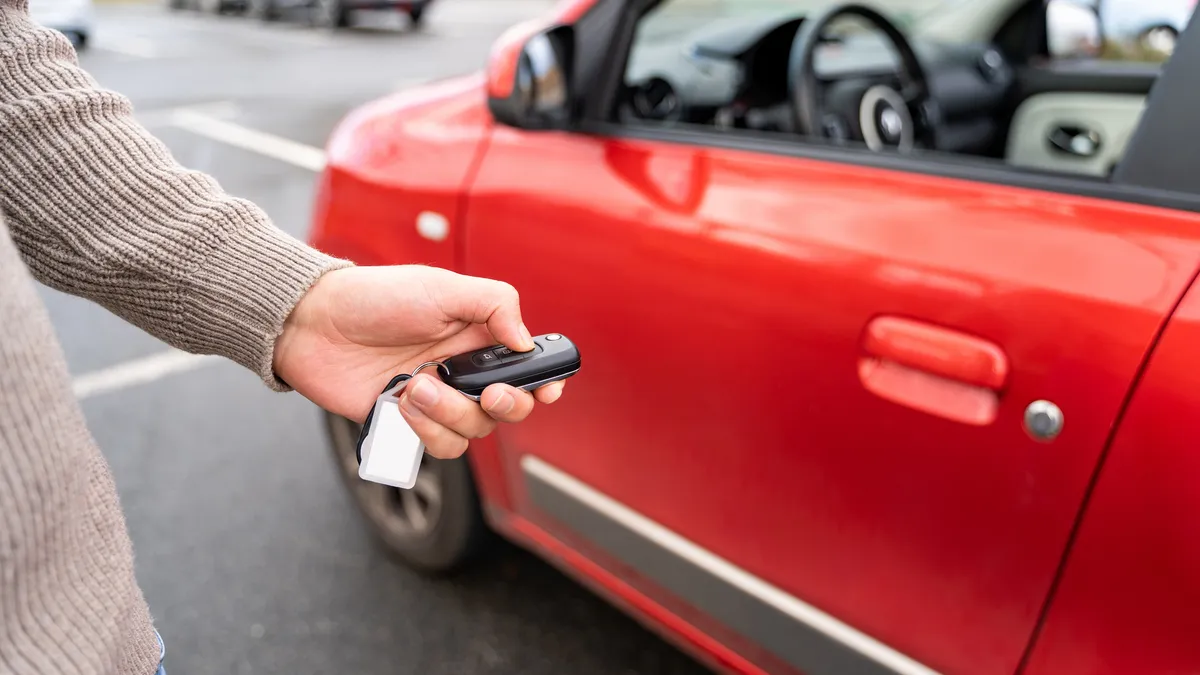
left=616, top=0, right=1193, bottom=184
left=621, top=0, right=986, bottom=131
left=623, top=0, right=949, bottom=109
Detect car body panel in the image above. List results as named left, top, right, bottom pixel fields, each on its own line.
left=311, top=73, right=492, bottom=270
left=487, top=506, right=784, bottom=675
left=1022, top=274, right=1200, bottom=675
left=460, top=122, right=1200, bottom=675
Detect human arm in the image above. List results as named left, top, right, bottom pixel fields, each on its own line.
left=0, top=4, right=564, bottom=456
left=0, top=1, right=348, bottom=385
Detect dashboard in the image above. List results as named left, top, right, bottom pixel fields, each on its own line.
left=619, top=11, right=1016, bottom=155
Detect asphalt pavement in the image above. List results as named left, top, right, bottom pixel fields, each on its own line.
left=41, top=3, right=713, bottom=674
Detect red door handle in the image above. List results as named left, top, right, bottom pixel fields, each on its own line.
left=858, top=316, right=1009, bottom=426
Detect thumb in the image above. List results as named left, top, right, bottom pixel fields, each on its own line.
left=440, top=273, right=535, bottom=352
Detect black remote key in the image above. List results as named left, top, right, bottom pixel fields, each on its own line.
left=440, top=333, right=581, bottom=401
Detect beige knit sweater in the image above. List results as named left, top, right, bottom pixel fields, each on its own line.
left=0, top=1, right=353, bottom=673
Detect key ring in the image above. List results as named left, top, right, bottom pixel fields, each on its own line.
left=410, top=361, right=450, bottom=379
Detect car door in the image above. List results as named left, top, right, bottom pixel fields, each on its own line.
left=462, top=1, right=1200, bottom=674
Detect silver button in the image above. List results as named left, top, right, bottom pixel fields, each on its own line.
left=546, top=334, right=562, bottom=341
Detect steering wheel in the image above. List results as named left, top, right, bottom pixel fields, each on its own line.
left=788, top=3, right=937, bottom=153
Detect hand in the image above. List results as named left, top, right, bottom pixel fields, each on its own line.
left=272, top=265, right=566, bottom=459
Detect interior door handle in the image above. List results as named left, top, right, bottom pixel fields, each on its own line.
left=858, top=316, right=1009, bottom=426
left=1048, top=125, right=1102, bottom=157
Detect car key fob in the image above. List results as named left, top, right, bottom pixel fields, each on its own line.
left=440, top=333, right=581, bottom=401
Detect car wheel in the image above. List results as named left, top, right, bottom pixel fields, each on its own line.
left=311, top=0, right=349, bottom=29
left=323, top=410, right=492, bottom=574
left=1139, top=25, right=1178, bottom=55
left=198, top=0, right=224, bottom=14
left=407, top=4, right=424, bottom=27
left=247, top=0, right=278, bottom=21
left=62, top=30, right=87, bottom=49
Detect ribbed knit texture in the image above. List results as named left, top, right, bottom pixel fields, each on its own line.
left=0, top=1, right=353, bottom=672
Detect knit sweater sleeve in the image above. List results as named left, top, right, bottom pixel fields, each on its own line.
left=0, top=0, right=353, bottom=390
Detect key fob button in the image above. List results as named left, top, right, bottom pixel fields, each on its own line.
left=500, top=344, right=539, bottom=362
left=472, top=351, right=500, bottom=367
left=547, top=334, right=562, bottom=341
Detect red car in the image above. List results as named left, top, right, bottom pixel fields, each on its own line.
left=308, top=0, right=1200, bottom=673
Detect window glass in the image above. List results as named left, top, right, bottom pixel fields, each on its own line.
left=617, top=0, right=1190, bottom=182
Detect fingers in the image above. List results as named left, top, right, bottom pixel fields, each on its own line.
left=479, top=383, right=537, bottom=421
left=396, top=374, right=568, bottom=459
left=480, top=380, right=567, bottom=418
left=399, top=374, right=496, bottom=458
left=436, top=273, right=535, bottom=352
left=534, top=380, right=566, bottom=405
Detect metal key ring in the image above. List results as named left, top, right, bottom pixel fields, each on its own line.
left=411, top=361, right=450, bottom=379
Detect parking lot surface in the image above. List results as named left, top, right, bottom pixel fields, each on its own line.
left=48, top=3, right=713, bottom=674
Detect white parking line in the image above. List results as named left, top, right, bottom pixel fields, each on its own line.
left=169, top=108, right=327, bottom=171
left=73, top=350, right=219, bottom=401
left=137, top=100, right=241, bottom=128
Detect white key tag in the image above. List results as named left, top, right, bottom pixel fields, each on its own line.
left=356, top=374, right=425, bottom=490
left=355, top=362, right=450, bottom=490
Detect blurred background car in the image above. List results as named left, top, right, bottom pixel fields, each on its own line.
left=165, top=0, right=245, bottom=16
left=1104, top=0, right=1196, bottom=54
left=166, top=0, right=433, bottom=28
left=28, top=0, right=94, bottom=48
left=303, top=0, right=432, bottom=28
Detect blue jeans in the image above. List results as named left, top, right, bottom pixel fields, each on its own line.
left=153, top=629, right=166, bottom=675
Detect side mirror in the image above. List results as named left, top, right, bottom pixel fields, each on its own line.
left=1046, top=0, right=1105, bottom=60
left=487, top=24, right=575, bottom=130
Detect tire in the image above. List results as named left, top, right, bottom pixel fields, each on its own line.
left=407, top=4, right=424, bottom=27
left=197, top=0, right=224, bottom=14
left=323, top=410, right=492, bottom=575
left=247, top=0, right=278, bottom=21
left=311, top=0, right=349, bottom=29
left=63, top=30, right=87, bottom=49
left=1138, top=24, right=1178, bottom=55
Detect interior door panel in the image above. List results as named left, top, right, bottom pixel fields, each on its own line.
left=1005, top=92, right=1146, bottom=176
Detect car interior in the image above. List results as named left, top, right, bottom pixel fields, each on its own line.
left=615, top=0, right=1191, bottom=182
